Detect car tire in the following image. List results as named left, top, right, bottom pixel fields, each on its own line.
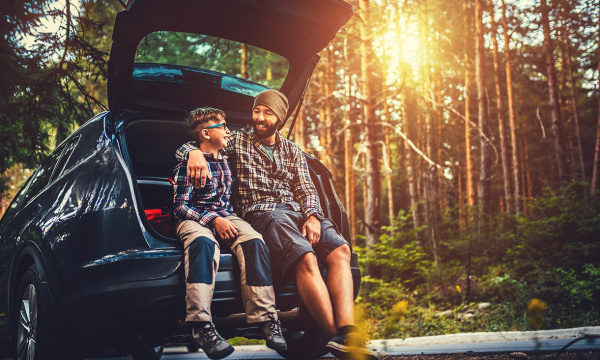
left=131, top=345, right=164, bottom=360
left=276, top=319, right=331, bottom=360
left=13, top=265, right=63, bottom=360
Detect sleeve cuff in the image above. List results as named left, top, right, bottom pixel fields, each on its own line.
left=305, top=209, right=324, bottom=222
left=198, top=212, right=220, bottom=227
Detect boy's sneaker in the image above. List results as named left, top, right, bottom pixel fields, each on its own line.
left=258, top=315, right=287, bottom=352
left=326, top=327, right=383, bottom=360
left=191, top=323, right=234, bottom=359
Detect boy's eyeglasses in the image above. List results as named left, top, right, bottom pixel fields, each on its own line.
left=203, top=123, right=228, bottom=130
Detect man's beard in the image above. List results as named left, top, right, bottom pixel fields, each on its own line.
left=253, top=121, right=278, bottom=139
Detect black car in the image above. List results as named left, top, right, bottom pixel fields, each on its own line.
left=0, top=1, right=356, bottom=359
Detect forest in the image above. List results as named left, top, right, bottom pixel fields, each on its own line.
left=1, top=0, right=599, bottom=339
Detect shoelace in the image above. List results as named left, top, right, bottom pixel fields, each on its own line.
left=200, top=325, right=222, bottom=345
left=266, top=320, right=283, bottom=337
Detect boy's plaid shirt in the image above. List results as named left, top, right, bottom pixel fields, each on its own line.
left=176, top=128, right=324, bottom=221
left=172, top=151, right=234, bottom=226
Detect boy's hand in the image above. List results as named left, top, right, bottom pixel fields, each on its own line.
left=302, top=215, right=321, bottom=246
left=187, top=150, right=211, bottom=188
left=211, top=217, right=239, bottom=240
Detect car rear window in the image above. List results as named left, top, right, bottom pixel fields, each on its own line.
left=21, top=150, right=63, bottom=206
left=134, top=31, right=289, bottom=96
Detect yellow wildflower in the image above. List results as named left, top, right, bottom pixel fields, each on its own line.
left=391, top=300, right=409, bottom=317
left=526, top=298, right=547, bottom=330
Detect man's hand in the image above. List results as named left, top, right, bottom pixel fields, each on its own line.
left=187, top=150, right=211, bottom=188
left=211, top=217, right=239, bottom=240
left=302, top=215, right=321, bottom=246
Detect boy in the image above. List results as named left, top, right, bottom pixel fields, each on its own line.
left=173, top=107, right=286, bottom=359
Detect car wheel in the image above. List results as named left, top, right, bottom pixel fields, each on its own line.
left=131, top=345, right=164, bottom=360
left=13, top=265, right=62, bottom=360
left=276, top=319, right=330, bottom=360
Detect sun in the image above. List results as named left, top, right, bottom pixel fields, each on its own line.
left=375, top=21, right=422, bottom=84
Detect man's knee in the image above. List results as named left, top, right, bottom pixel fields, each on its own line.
left=327, top=244, right=351, bottom=265
left=238, top=238, right=273, bottom=286
left=295, top=252, right=320, bottom=275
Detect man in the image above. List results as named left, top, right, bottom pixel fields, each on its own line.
left=173, top=107, right=286, bottom=359
left=177, top=90, right=379, bottom=360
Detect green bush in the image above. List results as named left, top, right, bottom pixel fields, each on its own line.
left=356, top=181, right=600, bottom=338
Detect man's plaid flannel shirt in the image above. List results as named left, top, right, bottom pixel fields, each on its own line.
left=176, top=128, right=324, bottom=221
left=173, top=151, right=234, bottom=226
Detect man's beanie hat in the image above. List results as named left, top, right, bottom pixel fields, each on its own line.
left=253, top=89, right=289, bottom=123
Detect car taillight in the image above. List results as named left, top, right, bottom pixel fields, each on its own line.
left=144, top=209, right=175, bottom=238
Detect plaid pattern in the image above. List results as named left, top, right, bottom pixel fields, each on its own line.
left=176, top=128, right=324, bottom=221
left=173, top=151, right=234, bottom=226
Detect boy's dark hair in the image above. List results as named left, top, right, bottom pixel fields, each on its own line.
left=185, top=107, right=225, bottom=141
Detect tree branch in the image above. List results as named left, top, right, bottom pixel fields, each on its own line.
left=536, top=105, right=551, bottom=140
left=66, top=73, right=109, bottom=112
left=57, top=0, right=71, bottom=73
left=396, top=127, right=442, bottom=170
left=422, top=94, right=500, bottom=168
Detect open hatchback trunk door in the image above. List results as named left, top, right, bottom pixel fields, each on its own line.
left=107, top=0, right=353, bottom=121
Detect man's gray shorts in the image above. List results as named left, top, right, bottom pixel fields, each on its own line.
left=245, top=204, right=349, bottom=279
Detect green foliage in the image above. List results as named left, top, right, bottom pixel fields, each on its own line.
left=227, top=337, right=265, bottom=346
left=355, top=209, right=430, bottom=288
left=358, top=181, right=600, bottom=339
left=1, top=0, right=118, bottom=185
left=135, top=32, right=289, bottom=89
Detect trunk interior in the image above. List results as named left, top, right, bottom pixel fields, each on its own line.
left=123, top=118, right=195, bottom=240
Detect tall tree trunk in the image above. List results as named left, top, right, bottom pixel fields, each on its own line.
left=324, top=48, right=334, bottom=173
left=541, top=0, right=570, bottom=187
left=317, top=69, right=328, bottom=166
left=294, top=97, right=306, bottom=151
left=563, top=28, right=585, bottom=180
left=240, top=43, right=248, bottom=78
left=402, top=90, right=421, bottom=234
left=464, top=0, right=476, bottom=212
left=318, top=104, right=327, bottom=163
left=344, top=92, right=356, bottom=243
left=421, top=0, right=439, bottom=261
left=501, top=0, right=523, bottom=214
left=522, top=135, right=531, bottom=216
left=489, top=0, right=513, bottom=214
left=458, top=161, right=465, bottom=232
left=384, top=101, right=395, bottom=236
left=476, top=0, right=492, bottom=223
left=416, top=107, right=425, bottom=245
left=266, top=51, right=273, bottom=82
left=592, top=24, right=600, bottom=196
left=359, top=0, right=381, bottom=264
